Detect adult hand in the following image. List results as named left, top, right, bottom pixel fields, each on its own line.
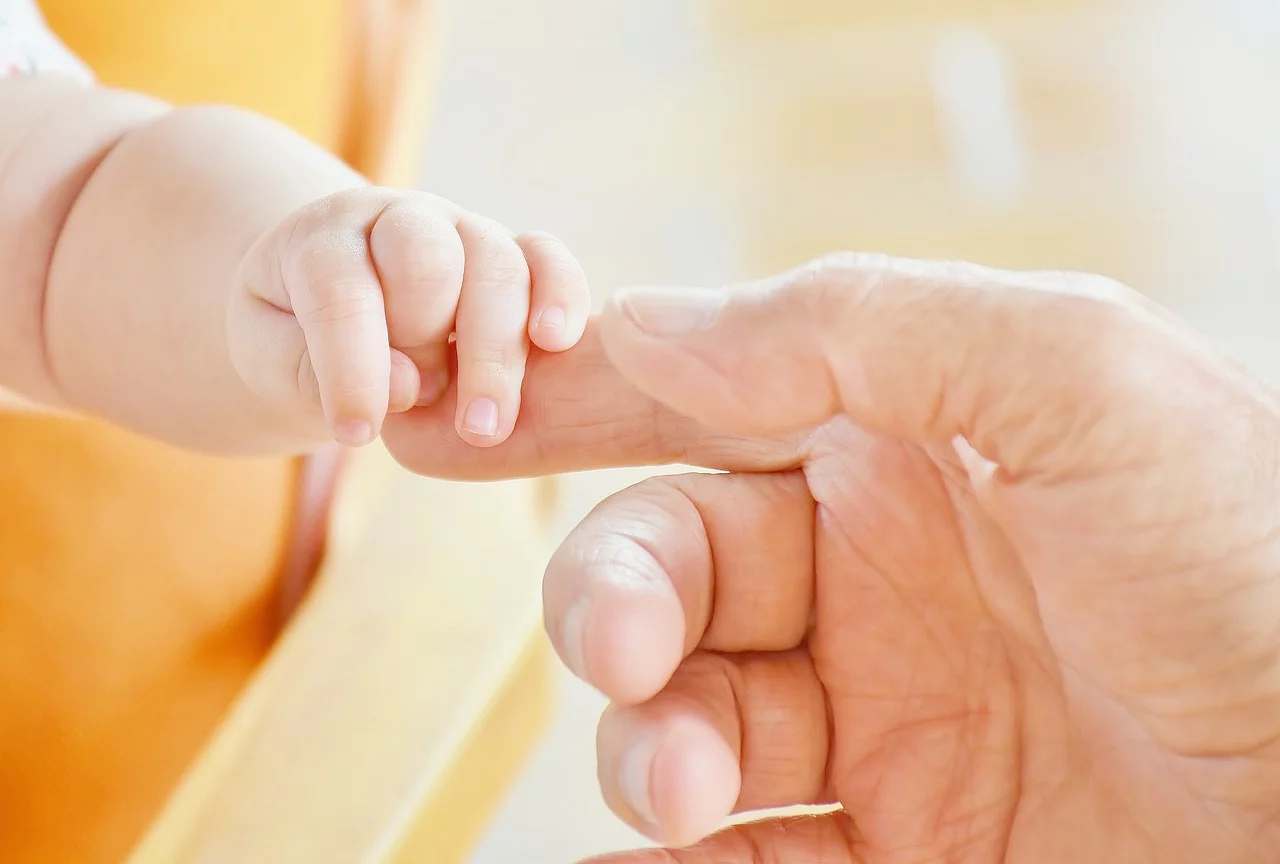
left=385, top=254, right=1280, bottom=863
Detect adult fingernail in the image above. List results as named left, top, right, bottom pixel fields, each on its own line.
left=615, top=286, right=727, bottom=336
left=620, top=731, right=660, bottom=826
left=537, top=305, right=567, bottom=334
left=462, top=398, right=499, bottom=437
left=335, top=420, right=375, bottom=447
left=560, top=598, right=590, bottom=680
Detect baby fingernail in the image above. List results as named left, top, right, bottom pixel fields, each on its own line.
left=462, top=398, right=499, bottom=437
left=620, top=732, right=660, bottom=826
left=336, top=420, right=375, bottom=448
left=560, top=598, right=591, bottom=680
left=538, top=305, right=567, bottom=334
left=614, top=286, right=727, bottom=336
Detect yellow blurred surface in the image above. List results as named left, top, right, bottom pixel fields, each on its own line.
left=1, top=2, right=347, bottom=861
left=129, top=449, right=555, bottom=864
left=4, top=3, right=552, bottom=864
left=40, top=0, right=346, bottom=148
left=695, top=2, right=1280, bottom=297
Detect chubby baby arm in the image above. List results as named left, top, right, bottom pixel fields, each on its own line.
left=0, top=76, right=589, bottom=453
left=0, top=75, right=164, bottom=414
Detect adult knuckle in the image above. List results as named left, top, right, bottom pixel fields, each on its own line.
left=781, top=251, right=894, bottom=324
left=1011, top=272, right=1165, bottom=410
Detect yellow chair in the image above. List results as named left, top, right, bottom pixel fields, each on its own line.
left=1, top=2, right=556, bottom=861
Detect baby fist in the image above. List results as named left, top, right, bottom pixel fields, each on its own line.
left=228, top=187, right=589, bottom=448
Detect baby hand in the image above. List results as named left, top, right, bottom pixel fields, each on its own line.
left=228, top=188, right=590, bottom=448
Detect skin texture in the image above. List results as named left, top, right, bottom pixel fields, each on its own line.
left=384, top=254, right=1280, bottom=863
left=0, top=75, right=590, bottom=451
left=7, top=17, right=1280, bottom=861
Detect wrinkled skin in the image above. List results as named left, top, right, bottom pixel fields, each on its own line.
left=384, top=254, right=1280, bottom=863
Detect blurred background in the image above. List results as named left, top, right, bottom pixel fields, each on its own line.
left=411, top=0, right=1280, bottom=860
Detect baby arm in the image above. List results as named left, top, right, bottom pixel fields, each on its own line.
left=0, top=47, right=588, bottom=454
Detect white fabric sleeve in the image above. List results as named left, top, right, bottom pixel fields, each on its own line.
left=0, top=1, right=93, bottom=82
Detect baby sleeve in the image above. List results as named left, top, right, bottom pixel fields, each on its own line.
left=0, top=0, right=92, bottom=81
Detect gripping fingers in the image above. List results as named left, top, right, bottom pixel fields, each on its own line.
left=277, top=197, right=394, bottom=446
left=371, top=198, right=466, bottom=408
left=453, top=214, right=532, bottom=446
left=518, top=231, right=591, bottom=352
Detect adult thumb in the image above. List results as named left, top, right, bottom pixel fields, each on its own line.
left=599, top=252, right=1195, bottom=478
